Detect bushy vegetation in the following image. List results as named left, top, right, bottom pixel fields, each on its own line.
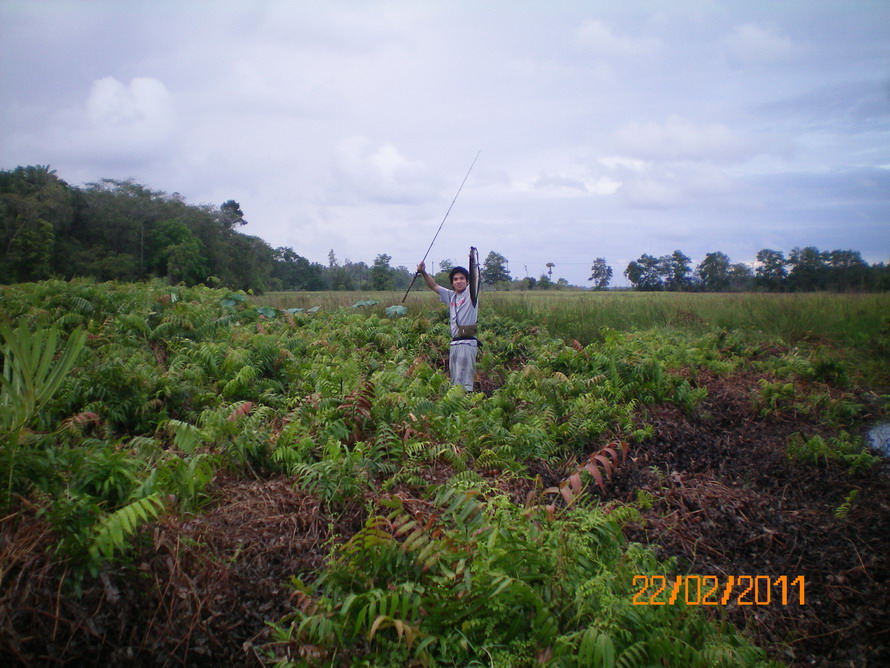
left=268, top=491, right=766, bottom=667
left=3, top=279, right=885, bottom=665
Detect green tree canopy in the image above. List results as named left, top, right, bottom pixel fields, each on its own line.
left=272, top=247, right=325, bottom=290
left=727, top=263, right=754, bottom=292
left=370, top=253, right=395, bottom=290
left=755, top=249, right=787, bottom=291
left=5, top=217, right=54, bottom=282
left=624, top=254, right=663, bottom=291
left=663, top=250, right=692, bottom=291
left=588, top=257, right=613, bottom=290
left=827, top=250, right=870, bottom=291
left=219, top=200, right=246, bottom=228
left=482, top=250, right=511, bottom=286
left=696, top=252, right=732, bottom=291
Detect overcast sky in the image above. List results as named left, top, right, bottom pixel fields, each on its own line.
left=2, top=0, right=889, bottom=286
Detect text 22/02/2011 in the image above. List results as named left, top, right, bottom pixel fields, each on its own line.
left=632, top=575, right=806, bottom=606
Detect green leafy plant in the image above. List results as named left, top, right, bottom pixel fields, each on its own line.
left=265, top=488, right=770, bottom=667
left=752, top=378, right=796, bottom=416
left=834, top=489, right=859, bottom=519
left=1, top=324, right=86, bottom=504
left=87, top=493, right=166, bottom=574
left=786, top=431, right=879, bottom=473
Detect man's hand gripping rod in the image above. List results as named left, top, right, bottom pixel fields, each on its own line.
left=401, top=151, right=480, bottom=303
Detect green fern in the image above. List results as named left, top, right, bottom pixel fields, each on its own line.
left=87, top=493, right=166, bottom=573
left=161, top=418, right=207, bottom=454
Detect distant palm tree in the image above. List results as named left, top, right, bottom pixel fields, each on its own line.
left=546, top=262, right=555, bottom=279
left=22, top=165, right=56, bottom=188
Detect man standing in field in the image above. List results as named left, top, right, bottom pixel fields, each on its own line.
left=416, top=260, right=478, bottom=391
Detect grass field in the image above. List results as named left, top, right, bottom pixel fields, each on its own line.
left=256, top=289, right=890, bottom=388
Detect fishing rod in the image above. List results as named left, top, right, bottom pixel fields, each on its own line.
left=401, top=150, right=481, bottom=303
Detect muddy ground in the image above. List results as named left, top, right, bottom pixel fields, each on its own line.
left=2, top=370, right=888, bottom=666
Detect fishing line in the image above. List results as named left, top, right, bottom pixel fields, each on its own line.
left=401, top=150, right=481, bottom=302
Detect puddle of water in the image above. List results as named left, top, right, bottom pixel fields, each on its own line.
left=866, top=422, right=890, bottom=457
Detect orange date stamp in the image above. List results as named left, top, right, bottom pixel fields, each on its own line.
left=632, top=575, right=806, bottom=606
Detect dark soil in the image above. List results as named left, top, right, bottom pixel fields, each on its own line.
left=2, top=371, right=888, bottom=666
left=609, top=371, right=890, bottom=667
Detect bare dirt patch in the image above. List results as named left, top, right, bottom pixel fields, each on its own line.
left=612, top=372, right=890, bottom=667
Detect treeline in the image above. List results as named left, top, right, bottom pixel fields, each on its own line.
left=0, top=165, right=421, bottom=292
left=2, top=165, right=885, bottom=293
left=0, top=165, right=549, bottom=293
left=622, top=248, right=889, bottom=292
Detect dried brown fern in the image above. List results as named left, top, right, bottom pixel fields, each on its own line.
left=543, top=440, right=629, bottom=506
left=337, top=380, right=375, bottom=444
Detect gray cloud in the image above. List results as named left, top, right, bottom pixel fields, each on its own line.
left=1, top=0, right=888, bottom=286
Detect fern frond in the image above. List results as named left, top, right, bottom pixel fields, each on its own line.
left=87, top=493, right=166, bottom=572
left=160, top=418, right=206, bottom=454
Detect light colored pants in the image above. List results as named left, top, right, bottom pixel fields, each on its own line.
left=449, top=342, right=478, bottom=391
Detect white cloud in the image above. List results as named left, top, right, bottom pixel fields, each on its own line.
left=598, top=155, right=649, bottom=171
left=616, top=164, right=735, bottom=210
left=611, top=115, right=756, bottom=163
left=87, top=76, right=172, bottom=129
left=722, top=23, right=797, bottom=65
left=526, top=171, right=621, bottom=197
left=331, top=136, right=436, bottom=204
left=77, top=76, right=177, bottom=161
left=617, top=178, right=683, bottom=209
left=573, top=19, right=660, bottom=56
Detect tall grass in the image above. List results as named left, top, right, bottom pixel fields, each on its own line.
left=491, top=291, right=890, bottom=348
left=257, top=289, right=890, bottom=389
left=257, top=290, right=889, bottom=348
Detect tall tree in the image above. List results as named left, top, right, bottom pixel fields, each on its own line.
left=0, top=165, right=78, bottom=282
left=150, top=219, right=208, bottom=284
left=624, top=254, right=663, bottom=291
left=219, top=200, right=247, bottom=229
left=370, top=253, right=395, bottom=290
left=827, top=249, right=870, bottom=291
left=343, top=259, right=370, bottom=289
left=588, top=257, right=613, bottom=290
left=4, top=217, right=54, bottom=281
left=727, top=263, right=754, bottom=291
left=695, top=252, right=732, bottom=291
left=662, top=250, right=692, bottom=291
left=433, top=258, right=453, bottom=286
left=787, top=246, right=827, bottom=291
left=230, top=234, right=275, bottom=292
left=482, top=250, right=511, bottom=286
left=755, top=249, right=787, bottom=291
left=391, top=265, right=415, bottom=290
left=166, top=236, right=209, bottom=285
left=516, top=276, right=537, bottom=291
left=325, top=249, right=354, bottom=289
